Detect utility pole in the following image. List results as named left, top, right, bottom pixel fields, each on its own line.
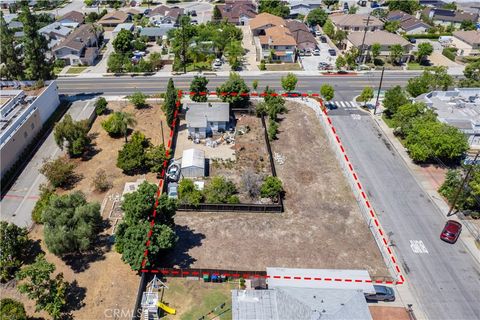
left=358, top=14, right=371, bottom=66
left=447, top=151, right=480, bottom=216
left=160, top=121, right=165, bottom=146
left=181, top=19, right=187, bottom=74
left=374, top=67, right=385, bottom=115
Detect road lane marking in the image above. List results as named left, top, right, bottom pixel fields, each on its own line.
left=410, top=240, right=429, bottom=253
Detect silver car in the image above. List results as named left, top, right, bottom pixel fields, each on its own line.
left=168, top=183, right=178, bottom=199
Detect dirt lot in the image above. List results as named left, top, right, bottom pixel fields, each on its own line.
left=0, top=101, right=169, bottom=319
left=165, top=102, right=388, bottom=277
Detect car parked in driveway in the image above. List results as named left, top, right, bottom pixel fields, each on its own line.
left=440, top=220, right=462, bottom=244
left=365, top=285, right=395, bottom=302
left=313, top=48, right=320, bottom=55
left=320, top=36, right=327, bottom=43
left=328, top=49, right=337, bottom=56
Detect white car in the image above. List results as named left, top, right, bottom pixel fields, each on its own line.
left=315, top=30, right=322, bottom=37
left=168, top=183, right=178, bottom=199
left=313, top=49, right=320, bottom=56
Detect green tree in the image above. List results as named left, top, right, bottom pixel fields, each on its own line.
left=204, top=176, right=239, bottom=203
left=129, top=91, right=148, bottom=109
left=116, top=131, right=149, bottom=174
left=115, top=220, right=177, bottom=270
left=384, top=20, right=400, bottom=33
left=391, top=102, right=437, bottom=136
left=323, top=0, right=339, bottom=8
left=406, top=67, right=454, bottom=97
left=439, top=166, right=480, bottom=214
left=371, top=43, right=381, bottom=61
left=101, top=111, right=137, bottom=142
left=281, top=73, right=298, bottom=92
left=0, top=298, right=27, bottom=320
left=213, top=5, right=222, bottom=21
left=53, top=114, right=90, bottom=157
left=383, top=86, right=409, bottom=117
left=32, top=184, right=55, bottom=223
left=121, top=181, right=158, bottom=224
left=149, top=52, right=163, bottom=71
left=460, top=20, right=476, bottom=31
left=107, top=52, right=125, bottom=73
left=262, top=86, right=287, bottom=120
left=190, top=76, right=209, bottom=102
left=258, top=0, right=290, bottom=18
left=416, top=42, right=433, bottom=63
left=164, top=78, right=178, bottom=127
left=267, top=119, right=279, bottom=141
left=464, top=60, right=480, bottom=81
left=225, top=40, right=244, bottom=70
left=389, top=44, right=404, bottom=65
left=0, top=222, right=30, bottom=283
left=252, top=80, right=259, bottom=91
left=178, top=178, right=203, bottom=206
left=388, top=0, right=420, bottom=14
left=260, top=176, right=283, bottom=201
left=42, top=192, right=101, bottom=256
left=335, top=55, right=346, bottom=69
left=19, top=4, right=52, bottom=80
left=216, top=72, right=250, bottom=108
left=320, top=84, right=335, bottom=102
left=145, top=144, right=167, bottom=173
left=39, top=157, right=76, bottom=189
left=84, top=0, right=94, bottom=6
left=113, top=29, right=134, bottom=54
left=406, top=74, right=430, bottom=97
left=16, top=255, right=67, bottom=319
left=306, top=8, right=328, bottom=27
left=0, top=13, right=24, bottom=80
left=95, top=97, right=108, bottom=115
left=348, top=5, right=359, bottom=14
left=323, top=19, right=335, bottom=38
left=405, top=120, right=469, bottom=162
left=358, top=87, right=374, bottom=105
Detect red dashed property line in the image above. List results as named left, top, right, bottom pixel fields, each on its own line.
left=318, top=99, right=404, bottom=285
left=140, top=90, right=183, bottom=269
left=138, top=91, right=405, bottom=285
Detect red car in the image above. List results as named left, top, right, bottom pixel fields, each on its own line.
left=440, top=220, right=462, bottom=244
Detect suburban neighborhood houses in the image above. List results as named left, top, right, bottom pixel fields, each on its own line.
left=1, top=1, right=480, bottom=320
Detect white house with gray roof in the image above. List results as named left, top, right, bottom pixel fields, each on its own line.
left=185, top=102, right=230, bottom=138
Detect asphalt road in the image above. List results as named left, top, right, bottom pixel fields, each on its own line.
left=329, top=108, right=480, bottom=320
left=56, top=72, right=421, bottom=96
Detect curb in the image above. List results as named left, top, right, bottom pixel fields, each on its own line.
left=371, top=114, right=480, bottom=267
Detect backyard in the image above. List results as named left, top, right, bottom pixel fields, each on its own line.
left=1, top=99, right=170, bottom=319
left=163, top=101, right=389, bottom=277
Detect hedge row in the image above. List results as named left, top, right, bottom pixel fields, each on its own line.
left=405, top=33, right=453, bottom=40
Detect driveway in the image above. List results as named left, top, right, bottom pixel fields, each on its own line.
left=1, top=99, right=96, bottom=228
left=85, top=31, right=114, bottom=74
left=240, top=26, right=259, bottom=71
left=300, top=38, right=337, bottom=71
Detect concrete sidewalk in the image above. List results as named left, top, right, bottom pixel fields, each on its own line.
left=371, top=110, right=480, bottom=266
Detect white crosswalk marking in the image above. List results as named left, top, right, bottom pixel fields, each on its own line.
left=339, top=101, right=347, bottom=108
left=329, top=101, right=360, bottom=109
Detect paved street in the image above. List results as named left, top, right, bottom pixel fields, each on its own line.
left=1, top=99, right=96, bottom=228
left=56, top=72, right=421, bottom=96
left=328, top=108, right=480, bottom=320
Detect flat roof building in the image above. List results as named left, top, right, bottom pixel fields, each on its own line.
left=416, top=88, right=480, bottom=148
left=1, top=81, right=60, bottom=178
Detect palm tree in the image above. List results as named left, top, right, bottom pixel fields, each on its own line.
left=120, top=112, right=137, bottom=143
left=103, top=112, right=137, bottom=143
left=225, top=40, right=244, bottom=70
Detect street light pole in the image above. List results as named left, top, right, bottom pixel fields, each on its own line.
left=374, top=66, right=385, bottom=115
left=447, top=151, right=480, bottom=216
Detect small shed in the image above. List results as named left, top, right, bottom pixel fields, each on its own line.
left=181, top=148, right=205, bottom=178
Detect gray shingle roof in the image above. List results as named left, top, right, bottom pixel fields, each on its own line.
left=185, top=102, right=229, bottom=128
left=139, top=26, right=173, bottom=37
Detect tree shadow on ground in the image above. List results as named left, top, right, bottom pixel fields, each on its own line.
left=157, top=225, right=205, bottom=269
left=64, top=280, right=86, bottom=313
left=61, top=221, right=112, bottom=273
left=23, top=239, right=45, bottom=265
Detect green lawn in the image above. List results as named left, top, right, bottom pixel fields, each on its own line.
left=407, top=62, right=427, bottom=70
left=53, top=67, right=64, bottom=75
left=66, top=66, right=88, bottom=74
left=382, top=114, right=395, bottom=128
left=160, top=278, right=235, bottom=320
left=265, top=63, right=302, bottom=71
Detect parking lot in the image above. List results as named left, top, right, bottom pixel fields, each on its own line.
left=300, top=38, right=338, bottom=71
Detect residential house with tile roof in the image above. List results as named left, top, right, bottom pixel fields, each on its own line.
left=285, top=20, right=317, bottom=52
left=98, top=10, right=131, bottom=27
left=452, top=30, right=480, bottom=56
left=330, top=14, right=384, bottom=32
left=422, top=7, right=479, bottom=28
left=216, top=0, right=257, bottom=26
left=148, top=5, right=184, bottom=24
left=58, top=10, right=84, bottom=28
left=387, top=10, right=431, bottom=34
left=52, top=24, right=103, bottom=66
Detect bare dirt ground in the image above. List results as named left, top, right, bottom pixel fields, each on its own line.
left=165, top=102, right=388, bottom=277
left=0, top=101, right=169, bottom=319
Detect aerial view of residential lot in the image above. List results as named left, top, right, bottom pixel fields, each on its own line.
left=1, top=0, right=479, bottom=320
